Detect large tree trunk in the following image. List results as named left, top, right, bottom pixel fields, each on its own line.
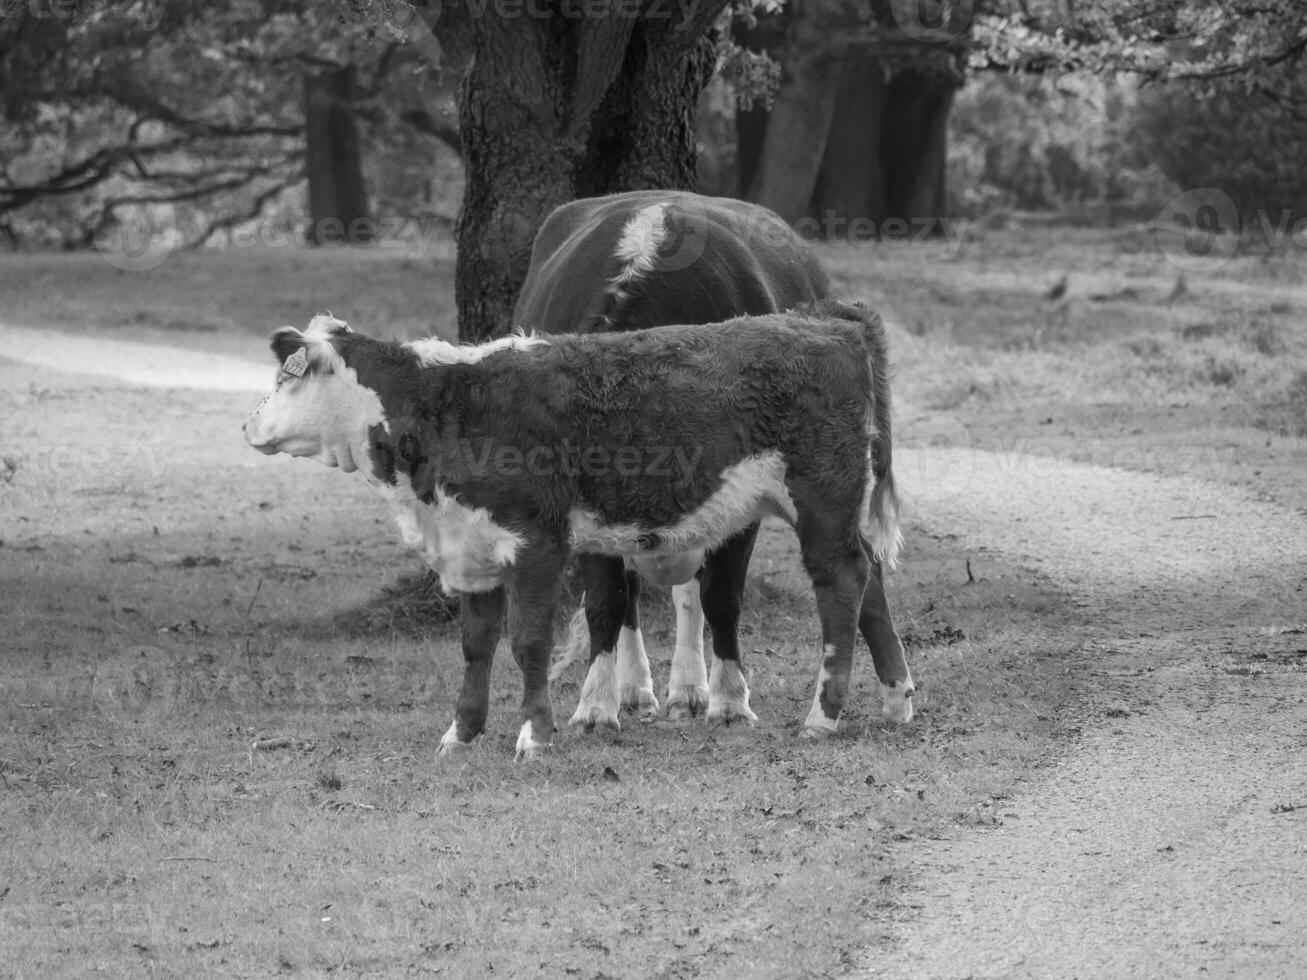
left=881, top=68, right=954, bottom=221
left=455, top=7, right=726, bottom=343
left=576, top=32, right=715, bottom=196
left=303, top=66, right=372, bottom=245
left=811, top=56, right=890, bottom=233
left=454, top=22, right=580, bottom=344
left=745, top=17, right=842, bottom=224
left=737, top=13, right=962, bottom=236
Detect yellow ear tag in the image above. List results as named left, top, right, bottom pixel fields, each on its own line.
left=281, top=348, right=308, bottom=379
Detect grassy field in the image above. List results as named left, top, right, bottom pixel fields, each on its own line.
left=2, top=224, right=1305, bottom=977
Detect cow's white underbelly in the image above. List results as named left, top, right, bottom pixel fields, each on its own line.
left=628, top=551, right=703, bottom=587
left=374, top=451, right=804, bottom=593
left=377, top=486, right=524, bottom=593
left=568, top=451, right=798, bottom=557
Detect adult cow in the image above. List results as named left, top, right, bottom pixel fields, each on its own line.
left=512, top=190, right=911, bottom=731
left=242, top=304, right=913, bottom=758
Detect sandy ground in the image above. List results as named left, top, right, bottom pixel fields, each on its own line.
left=1, top=323, right=272, bottom=392
left=4, top=323, right=1305, bottom=977
left=866, top=449, right=1307, bottom=978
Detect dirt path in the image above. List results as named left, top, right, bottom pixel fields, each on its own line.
left=1, top=323, right=269, bottom=392
left=6, top=323, right=1305, bottom=975
left=864, top=448, right=1307, bottom=978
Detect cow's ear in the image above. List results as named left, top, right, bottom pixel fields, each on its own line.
left=270, top=327, right=305, bottom=364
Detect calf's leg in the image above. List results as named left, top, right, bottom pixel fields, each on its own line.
left=507, top=541, right=568, bottom=760
left=440, top=586, right=506, bottom=753
left=860, top=554, right=915, bottom=723
left=700, top=525, right=760, bottom=725
left=796, top=519, right=870, bottom=737
left=570, top=555, right=628, bottom=731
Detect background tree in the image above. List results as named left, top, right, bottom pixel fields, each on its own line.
left=732, top=0, right=1305, bottom=234
left=0, top=1, right=463, bottom=249
left=304, top=64, right=374, bottom=244
left=739, top=0, right=968, bottom=232
left=3, top=0, right=1303, bottom=260
left=449, top=0, right=731, bottom=342
left=1132, top=76, right=1307, bottom=224
left=0, top=3, right=308, bottom=246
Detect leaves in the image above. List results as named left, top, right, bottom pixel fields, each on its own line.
left=970, top=0, right=1307, bottom=100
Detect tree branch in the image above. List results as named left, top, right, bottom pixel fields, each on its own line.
left=189, top=172, right=307, bottom=248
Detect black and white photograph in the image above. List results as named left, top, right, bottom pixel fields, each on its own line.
left=2, top=0, right=1304, bottom=975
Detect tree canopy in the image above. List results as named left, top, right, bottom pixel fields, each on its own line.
left=971, top=0, right=1305, bottom=100
left=1, top=0, right=1303, bottom=249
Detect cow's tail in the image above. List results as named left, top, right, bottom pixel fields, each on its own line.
left=819, top=300, right=902, bottom=568
left=864, top=307, right=903, bottom=568
left=549, top=598, right=590, bottom=681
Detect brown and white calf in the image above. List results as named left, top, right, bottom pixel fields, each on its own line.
left=514, top=190, right=912, bottom=730
left=243, top=303, right=913, bottom=758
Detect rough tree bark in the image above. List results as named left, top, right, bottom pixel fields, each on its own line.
left=455, top=3, right=727, bottom=343
left=304, top=65, right=372, bottom=245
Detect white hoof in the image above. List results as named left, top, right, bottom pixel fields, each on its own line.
left=514, top=720, right=551, bottom=761
left=666, top=684, right=710, bottom=720
left=801, top=700, right=841, bottom=738
left=881, top=680, right=915, bottom=724
left=615, top=627, right=657, bottom=719
left=707, top=658, right=757, bottom=726
left=572, top=652, right=621, bottom=731
left=438, top=721, right=476, bottom=755
left=707, top=700, right=759, bottom=726
left=802, top=660, right=843, bottom=738
left=621, top=685, right=659, bottom=720
left=568, top=703, right=621, bottom=731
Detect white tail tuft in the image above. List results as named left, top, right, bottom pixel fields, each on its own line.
left=549, top=599, right=590, bottom=682
left=867, top=483, right=903, bottom=568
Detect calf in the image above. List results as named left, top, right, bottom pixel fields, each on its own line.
left=514, top=191, right=911, bottom=730
left=243, top=303, right=913, bottom=758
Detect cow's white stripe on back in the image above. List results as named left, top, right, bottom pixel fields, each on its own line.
left=613, top=203, right=668, bottom=288
left=406, top=332, right=547, bottom=368
left=568, top=451, right=797, bottom=557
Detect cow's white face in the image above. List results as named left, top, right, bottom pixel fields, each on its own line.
left=243, top=318, right=386, bottom=476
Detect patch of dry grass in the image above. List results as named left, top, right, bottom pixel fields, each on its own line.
left=4, top=225, right=1303, bottom=975
left=817, top=226, right=1307, bottom=510
left=1, top=467, right=1088, bottom=976
left=3, top=243, right=457, bottom=359
left=0, top=388, right=1083, bottom=974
